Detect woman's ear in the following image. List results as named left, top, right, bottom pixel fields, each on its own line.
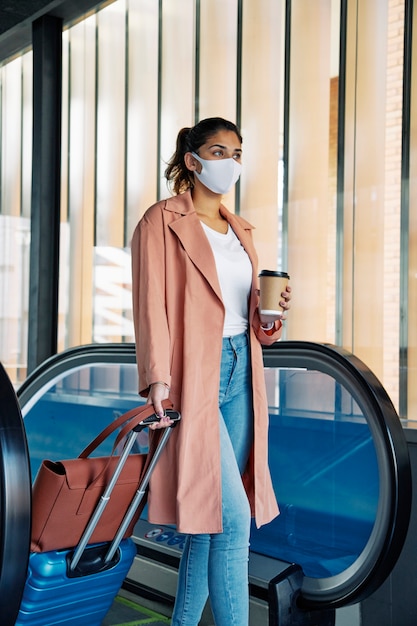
left=184, top=152, right=200, bottom=172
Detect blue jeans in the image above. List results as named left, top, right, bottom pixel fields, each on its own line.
left=172, top=331, right=253, bottom=626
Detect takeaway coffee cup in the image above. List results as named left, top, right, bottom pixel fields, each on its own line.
left=258, top=270, right=290, bottom=322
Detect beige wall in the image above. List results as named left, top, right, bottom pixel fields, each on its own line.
left=1, top=0, right=415, bottom=421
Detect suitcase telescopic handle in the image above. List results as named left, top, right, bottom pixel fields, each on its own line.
left=104, top=422, right=177, bottom=563
left=69, top=411, right=180, bottom=571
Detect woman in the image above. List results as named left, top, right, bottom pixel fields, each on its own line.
left=131, top=117, right=291, bottom=626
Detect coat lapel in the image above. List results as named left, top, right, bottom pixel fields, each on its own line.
left=165, top=191, right=258, bottom=308
left=166, top=193, right=223, bottom=302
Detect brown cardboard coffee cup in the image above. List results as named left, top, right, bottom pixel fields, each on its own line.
left=258, top=270, right=290, bottom=322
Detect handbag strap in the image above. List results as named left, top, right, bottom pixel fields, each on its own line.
left=78, top=398, right=173, bottom=459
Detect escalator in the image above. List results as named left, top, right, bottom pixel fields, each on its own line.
left=0, top=341, right=411, bottom=625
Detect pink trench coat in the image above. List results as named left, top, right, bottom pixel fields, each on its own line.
left=131, top=190, right=281, bottom=534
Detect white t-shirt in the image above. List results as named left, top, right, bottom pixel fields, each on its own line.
left=201, top=222, right=252, bottom=337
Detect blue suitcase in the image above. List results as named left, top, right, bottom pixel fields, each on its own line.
left=16, top=539, right=137, bottom=625
left=16, top=409, right=180, bottom=626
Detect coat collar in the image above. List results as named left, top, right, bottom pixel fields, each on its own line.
left=165, top=191, right=257, bottom=307
left=163, top=190, right=255, bottom=229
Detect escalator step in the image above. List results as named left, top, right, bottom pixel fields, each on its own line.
left=102, top=594, right=170, bottom=625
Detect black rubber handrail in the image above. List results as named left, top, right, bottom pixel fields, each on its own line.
left=17, top=343, right=137, bottom=410
left=0, top=364, right=32, bottom=625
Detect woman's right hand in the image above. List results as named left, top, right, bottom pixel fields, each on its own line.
left=147, top=382, right=174, bottom=429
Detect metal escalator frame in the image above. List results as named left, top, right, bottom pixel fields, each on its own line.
left=14, top=340, right=412, bottom=611
left=263, top=341, right=411, bottom=609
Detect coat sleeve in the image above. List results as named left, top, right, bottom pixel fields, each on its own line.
left=240, top=224, right=283, bottom=347
left=252, top=310, right=283, bottom=346
left=131, top=206, right=172, bottom=396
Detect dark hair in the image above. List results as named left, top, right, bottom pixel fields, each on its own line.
left=165, top=117, right=243, bottom=195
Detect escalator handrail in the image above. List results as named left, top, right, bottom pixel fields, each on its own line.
left=17, top=343, right=137, bottom=410
left=0, top=363, right=32, bottom=625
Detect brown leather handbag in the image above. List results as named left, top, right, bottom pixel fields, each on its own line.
left=30, top=399, right=173, bottom=553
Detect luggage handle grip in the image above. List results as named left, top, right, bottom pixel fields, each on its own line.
left=134, top=409, right=181, bottom=431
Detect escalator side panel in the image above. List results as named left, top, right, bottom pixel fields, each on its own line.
left=0, top=364, right=32, bottom=625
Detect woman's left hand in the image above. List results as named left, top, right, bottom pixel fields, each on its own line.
left=279, top=285, right=292, bottom=320
left=258, top=284, right=292, bottom=325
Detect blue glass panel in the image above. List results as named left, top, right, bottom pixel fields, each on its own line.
left=250, top=367, right=379, bottom=577
left=22, top=363, right=146, bottom=479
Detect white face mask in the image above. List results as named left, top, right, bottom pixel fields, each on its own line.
left=191, top=152, right=241, bottom=194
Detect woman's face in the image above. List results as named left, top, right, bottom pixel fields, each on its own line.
left=193, top=129, right=242, bottom=172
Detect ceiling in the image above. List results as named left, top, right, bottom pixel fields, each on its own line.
left=0, top=0, right=104, bottom=61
